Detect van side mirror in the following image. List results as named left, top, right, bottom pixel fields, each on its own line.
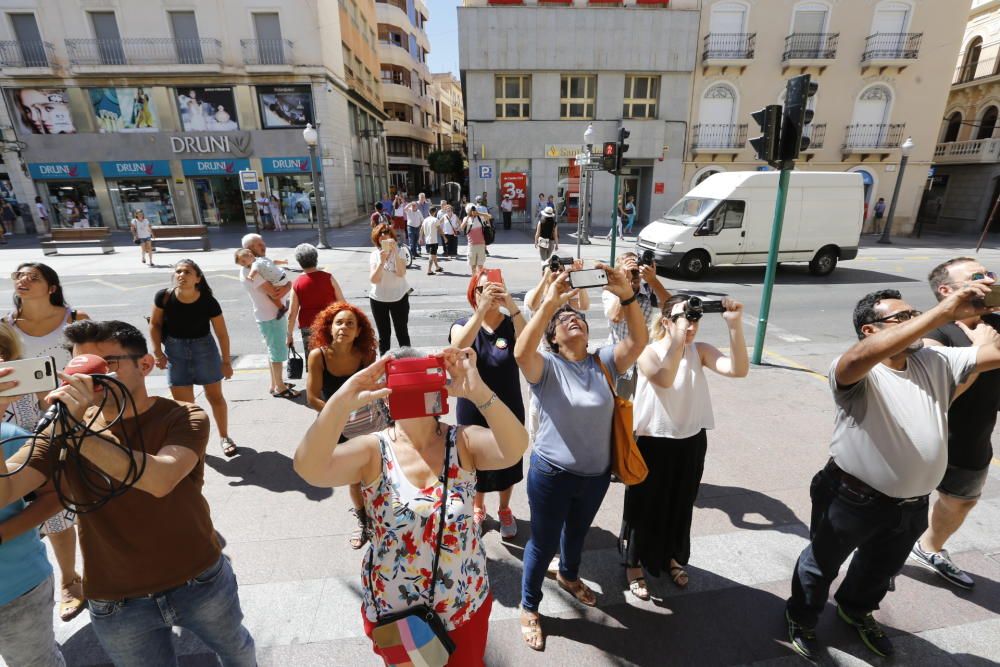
left=695, top=218, right=716, bottom=236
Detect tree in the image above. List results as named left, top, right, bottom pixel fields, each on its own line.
left=427, top=150, right=464, bottom=179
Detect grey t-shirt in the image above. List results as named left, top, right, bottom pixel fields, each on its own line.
left=530, top=345, right=619, bottom=476
left=828, top=345, right=977, bottom=498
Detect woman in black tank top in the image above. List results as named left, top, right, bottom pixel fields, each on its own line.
left=305, top=302, right=378, bottom=550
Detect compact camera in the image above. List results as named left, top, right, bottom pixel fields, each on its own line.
left=639, top=250, right=655, bottom=267
left=385, top=356, right=449, bottom=420
left=681, top=296, right=725, bottom=322
left=547, top=254, right=574, bottom=273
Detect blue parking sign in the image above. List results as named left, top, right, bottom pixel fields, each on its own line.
left=479, top=165, right=493, bottom=179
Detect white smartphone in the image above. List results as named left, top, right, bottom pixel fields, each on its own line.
left=0, top=356, right=58, bottom=397
left=380, top=239, right=395, bottom=251
left=569, top=268, right=608, bottom=289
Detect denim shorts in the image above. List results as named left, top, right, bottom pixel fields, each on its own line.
left=164, top=334, right=223, bottom=387
left=938, top=463, right=991, bottom=500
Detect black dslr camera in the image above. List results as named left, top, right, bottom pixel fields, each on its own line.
left=682, top=296, right=725, bottom=322
left=548, top=254, right=574, bottom=273
left=639, top=249, right=655, bottom=267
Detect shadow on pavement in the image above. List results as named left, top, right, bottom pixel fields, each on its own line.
left=204, top=448, right=332, bottom=502
left=59, top=623, right=221, bottom=667
left=695, top=483, right=808, bottom=538
left=900, top=562, right=1000, bottom=616
left=678, top=265, right=921, bottom=286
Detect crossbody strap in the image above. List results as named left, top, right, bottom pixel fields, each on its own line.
left=592, top=353, right=617, bottom=398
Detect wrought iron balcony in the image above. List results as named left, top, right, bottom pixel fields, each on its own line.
left=65, top=37, right=222, bottom=66
left=861, top=33, right=921, bottom=62
left=702, top=33, right=755, bottom=61
left=691, top=123, right=748, bottom=151
left=842, top=124, right=906, bottom=150
left=241, top=38, right=294, bottom=66
left=783, top=33, right=839, bottom=60
left=803, top=123, right=826, bottom=150
left=0, top=40, right=54, bottom=67
left=954, top=56, right=1000, bottom=84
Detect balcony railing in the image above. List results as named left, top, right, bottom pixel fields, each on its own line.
left=0, top=40, right=54, bottom=67
left=783, top=33, right=839, bottom=60
left=702, top=33, right=756, bottom=61
left=954, top=56, right=1000, bottom=84
left=842, top=123, right=906, bottom=150
left=861, top=33, right=921, bottom=61
left=241, top=38, right=293, bottom=65
left=691, top=123, right=748, bottom=150
left=65, top=37, right=222, bottom=66
left=934, top=138, right=1000, bottom=163
left=803, top=123, right=826, bottom=150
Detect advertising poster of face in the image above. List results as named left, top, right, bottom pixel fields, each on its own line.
left=176, top=87, right=239, bottom=132
left=7, top=88, right=76, bottom=135
left=258, top=86, right=314, bottom=129
left=89, top=87, right=159, bottom=133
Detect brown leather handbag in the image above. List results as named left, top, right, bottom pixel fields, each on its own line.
left=593, top=354, right=648, bottom=486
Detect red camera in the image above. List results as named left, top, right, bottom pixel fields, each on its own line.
left=385, top=356, right=449, bottom=420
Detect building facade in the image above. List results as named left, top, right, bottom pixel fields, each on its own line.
left=377, top=0, right=434, bottom=195
left=460, top=0, right=699, bottom=230
left=0, top=0, right=387, bottom=232
left=932, top=0, right=1000, bottom=235
left=688, top=0, right=966, bottom=236
left=429, top=72, right=466, bottom=194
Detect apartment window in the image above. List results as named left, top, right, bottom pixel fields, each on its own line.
left=253, top=12, right=285, bottom=65
left=169, top=11, right=203, bottom=64
left=343, top=46, right=354, bottom=78
left=495, top=75, right=530, bottom=119
left=9, top=13, right=47, bottom=67
left=560, top=75, right=595, bottom=119
left=89, top=11, right=124, bottom=65
left=623, top=75, right=659, bottom=119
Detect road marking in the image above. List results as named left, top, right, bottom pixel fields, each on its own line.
left=760, top=349, right=827, bottom=383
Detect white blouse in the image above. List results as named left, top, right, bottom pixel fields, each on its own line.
left=633, top=342, right=714, bottom=440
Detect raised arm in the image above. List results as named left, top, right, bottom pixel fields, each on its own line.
left=0, top=481, right=62, bottom=543
left=515, top=273, right=577, bottom=384
left=640, top=263, right=671, bottom=304
left=600, top=259, right=648, bottom=374
left=451, top=284, right=501, bottom=349
left=698, top=298, right=749, bottom=378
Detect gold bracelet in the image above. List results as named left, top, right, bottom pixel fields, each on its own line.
left=475, top=392, right=498, bottom=411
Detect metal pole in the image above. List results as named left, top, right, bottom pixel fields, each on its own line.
left=576, top=159, right=586, bottom=259
left=309, top=144, right=330, bottom=249
left=609, top=171, right=621, bottom=264
left=878, top=153, right=909, bottom=244
left=976, top=193, right=1000, bottom=252
left=752, top=166, right=792, bottom=365
left=580, top=143, right=592, bottom=245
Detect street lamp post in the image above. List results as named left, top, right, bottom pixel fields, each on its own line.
left=878, top=136, right=914, bottom=244
left=577, top=124, right=595, bottom=251
left=303, top=123, right=330, bottom=249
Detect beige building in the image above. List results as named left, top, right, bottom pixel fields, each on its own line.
left=684, top=0, right=965, bottom=234
left=0, top=0, right=388, bottom=231
left=932, top=0, right=1000, bottom=234
left=688, top=0, right=967, bottom=237
left=376, top=0, right=434, bottom=194
left=429, top=72, right=466, bottom=193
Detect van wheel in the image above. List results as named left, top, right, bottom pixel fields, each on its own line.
left=809, top=246, right=838, bottom=276
left=680, top=251, right=711, bottom=280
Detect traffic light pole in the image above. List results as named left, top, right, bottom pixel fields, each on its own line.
left=609, top=171, right=621, bottom=264
left=751, top=165, right=791, bottom=365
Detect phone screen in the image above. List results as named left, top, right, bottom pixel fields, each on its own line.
left=380, top=239, right=394, bottom=251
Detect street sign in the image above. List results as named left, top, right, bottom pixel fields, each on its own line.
left=479, top=165, right=493, bottom=179
left=239, top=170, right=260, bottom=192
left=582, top=164, right=602, bottom=171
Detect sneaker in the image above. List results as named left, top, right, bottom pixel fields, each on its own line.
left=546, top=555, right=560, bottom=577
left=910, top=542, right=975, bottom=589
left=837, top=606, right=894, bottom=658
left=498, top=507, right=517, bottom=539
left=785, top=610, right=820, bottom=662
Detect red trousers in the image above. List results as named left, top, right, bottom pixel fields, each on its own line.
left=363, top=594, right=493, bottom=667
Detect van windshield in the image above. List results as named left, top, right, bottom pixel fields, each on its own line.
left=661, top=197, right=720, bottom=226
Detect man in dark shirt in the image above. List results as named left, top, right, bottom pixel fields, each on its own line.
left=913, top=257, right=1000, bottom=589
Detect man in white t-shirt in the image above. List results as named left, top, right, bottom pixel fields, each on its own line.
left=419, top=207, right=442, bottom=275
left=240, top=233, right=297, bottom=399
left=500, top=194, right=513, bottom=230
left=785, top=285, right=1000, bottom=662
left=404, top=201, right=424, bottom=262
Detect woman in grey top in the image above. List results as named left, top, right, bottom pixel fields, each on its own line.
left=513, top=258, right=648, bottom=651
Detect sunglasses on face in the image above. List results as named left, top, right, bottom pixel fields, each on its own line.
left=11, top=271, right=42, bottom=283
left=970, top=271, right=997, bottom=281
left=103, top=354, right=144, bottom=371
left=869, top=309, right=922, bottom=325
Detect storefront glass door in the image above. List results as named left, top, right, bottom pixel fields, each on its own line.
left=108, top=178, right=175, bottom=229
left=192, top=176, right=249, bottom=226
left=44, top=181, right=101, bottom=228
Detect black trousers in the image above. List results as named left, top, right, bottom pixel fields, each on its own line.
left=786, top=465, right=928, bottom=628
left=369, top=294, right=411, bottom=355
left=444, top=234, right=458, bottom=257
left=502, top=210, right=512, bottom=229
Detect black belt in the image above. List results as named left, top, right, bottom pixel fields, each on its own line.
left=823, top=459, right=927, bottom=506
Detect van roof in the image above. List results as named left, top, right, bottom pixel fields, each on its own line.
left=690, top=171, right=862, bottom=196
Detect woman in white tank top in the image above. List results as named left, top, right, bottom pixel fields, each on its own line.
left=621, top=294, right=749, bottom=600
left=5, top=262, right=90, bottom=621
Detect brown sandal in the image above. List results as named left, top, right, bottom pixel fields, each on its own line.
left=556, top=575, right=597, bottom=607
left=670, top=563, right=689, bottom=588
left=59, top=576, right=86, bottom=621
left=520, top=610, right=545, bottom=651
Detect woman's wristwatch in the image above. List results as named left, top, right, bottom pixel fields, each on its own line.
left=619, top=292, right=639, bottom=307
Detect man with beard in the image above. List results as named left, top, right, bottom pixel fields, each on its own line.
left=785, top=287, right=1000, bottom=661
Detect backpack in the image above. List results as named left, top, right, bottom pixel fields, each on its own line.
left=482, top=218, right=495, bottom=245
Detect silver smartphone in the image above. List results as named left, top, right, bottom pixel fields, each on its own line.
left=0, top=356, right=58, bottom=397
left=569, top=268, right=608, bottom=289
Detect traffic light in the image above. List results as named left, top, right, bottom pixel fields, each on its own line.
left=602, top=142, right=617, bottom=172
left=750, top=105, right=782, bottom=167
left=616, top=127, right=630, bottom=172
left=780, top=74, right=818, bottom=162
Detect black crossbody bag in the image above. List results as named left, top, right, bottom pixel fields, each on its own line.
left=365, top=430, right=456, bottom=663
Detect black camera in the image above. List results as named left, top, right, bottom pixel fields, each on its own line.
left=682, top=296, right=725, bottom=322
left=548, top=254, right=574, bottom=273
left=640, top=250, right=655, bottom=267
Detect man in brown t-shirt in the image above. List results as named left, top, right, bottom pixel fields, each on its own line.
left=0, top=320, right=256, bottom=666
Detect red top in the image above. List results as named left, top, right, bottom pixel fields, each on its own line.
left=292, top=270, right=337, bottom=329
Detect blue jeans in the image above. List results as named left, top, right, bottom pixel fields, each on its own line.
left=87, top=555, right=256, bottom=667
left=407, top=225, right=421, bottom=257
left=521, top=453, right=611, bottom=612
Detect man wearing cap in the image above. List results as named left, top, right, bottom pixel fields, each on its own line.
left=535, top=207, right=558, bottom=262
left=500, top=194, right=514, bottom=230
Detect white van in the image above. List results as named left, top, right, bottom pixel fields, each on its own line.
left=636, top=171, right=863, bottom=279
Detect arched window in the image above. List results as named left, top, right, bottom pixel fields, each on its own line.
left=977, top=106, right=997, bottom=140
left=847, top=85, right=893, bottom=147
left=960, top=37, right=984, bottom=83
left=942, top=111, right=962, bottom=143
left=693, top=167, right=724, bottom=188
left=698, top=85, right=738, bottom=147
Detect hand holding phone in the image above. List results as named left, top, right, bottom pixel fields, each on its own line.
left=0, top=356, right=58, bottom=397
left=569, top=268, right=608, bottom=289
left=484, top=268, right=503, bottom=285
left=380, top=238, right=396, bottom=252
left=985, top=285, right=1000, bottom=309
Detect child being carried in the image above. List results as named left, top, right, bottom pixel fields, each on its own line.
left=235, top=248, right=290, bottom=319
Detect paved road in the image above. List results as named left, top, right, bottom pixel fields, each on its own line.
left=1, top=226, right=999, bottom=666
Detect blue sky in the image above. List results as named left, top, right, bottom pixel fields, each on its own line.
left=426, top=1, right=461, bottom=76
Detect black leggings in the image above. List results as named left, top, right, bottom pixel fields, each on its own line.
left=370, top=294, right=411, bottom=355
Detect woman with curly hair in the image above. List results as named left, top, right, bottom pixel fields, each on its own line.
left=306, top=302, right=378, bottom=549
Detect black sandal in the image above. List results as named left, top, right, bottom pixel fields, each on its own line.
left=271, top=385, right=300, bottom=399
left=349, top=507, right=370, bottom=550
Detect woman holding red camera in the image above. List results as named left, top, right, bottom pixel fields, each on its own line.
left=305, top=302, right=378, bottom=550
left=513, top=259, right=648, bottom=651
left=294, top=347, right=528, bottom=666
left=450, top=270, right=526, bottom=539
